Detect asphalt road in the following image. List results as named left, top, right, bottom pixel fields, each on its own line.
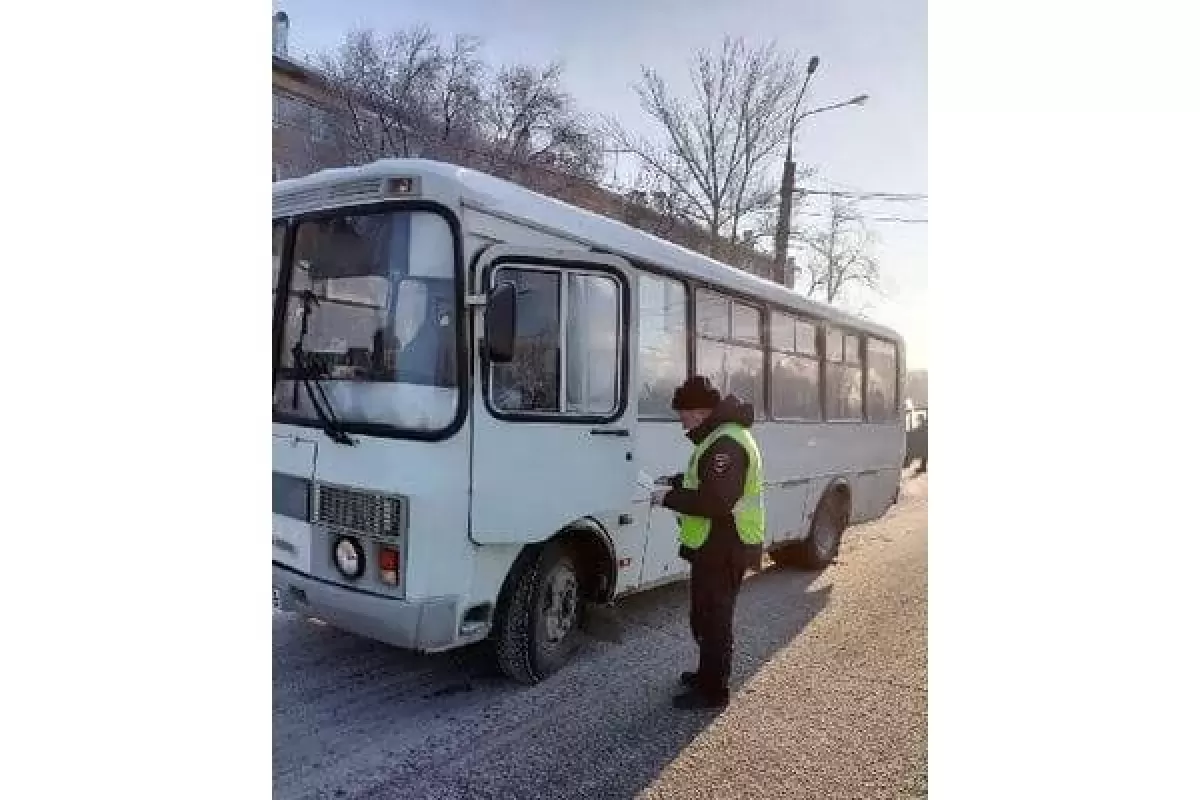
left=274, top=475, right=927, bottom=800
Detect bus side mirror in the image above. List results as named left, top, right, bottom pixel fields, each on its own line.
left=484, top=281, right=517, bottom=364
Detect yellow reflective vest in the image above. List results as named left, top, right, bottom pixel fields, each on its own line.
left=677, top=423, right=765, bottom=549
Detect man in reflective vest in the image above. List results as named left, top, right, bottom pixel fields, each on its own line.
left=651, top=375, right=765, bottom=710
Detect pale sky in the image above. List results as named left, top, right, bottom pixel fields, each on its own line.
left=275, top=0, right=927, bottom=367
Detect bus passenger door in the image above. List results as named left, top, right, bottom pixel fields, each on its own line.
left=469, top=246, right=640, bottom=564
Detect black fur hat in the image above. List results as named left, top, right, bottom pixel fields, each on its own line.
left=671, top=375, right=721, bottom=411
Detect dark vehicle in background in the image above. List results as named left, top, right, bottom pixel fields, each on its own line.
left=905, top=407, right=927, bottom=468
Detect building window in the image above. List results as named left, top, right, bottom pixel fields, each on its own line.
left=769, top=310, right=821, bottom=420
left=311, top=107, right=336, bottom=144
left=273, top=91, right=333, bottom=145
left=637, top=273, right=687, bottom=417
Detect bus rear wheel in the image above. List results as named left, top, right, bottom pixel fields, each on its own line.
left=493, top=540, right=585, bottom=685
left=773, top=492, right=848, bottom=571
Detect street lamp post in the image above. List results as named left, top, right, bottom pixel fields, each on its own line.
left=772, top=57, right=819, bottom=286
left=771, top=57, right=867, bottom=286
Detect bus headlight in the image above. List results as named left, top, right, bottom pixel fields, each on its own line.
left=333, top=536, right=365, bottom=579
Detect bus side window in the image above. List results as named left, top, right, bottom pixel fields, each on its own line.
left=824, top=326, right=864, bottom=421
left=770, top=311, right=820, bottom=420
left=694, top=288, right=766, bottom=418
left=489, top=266, right=623, bottom=418
left=636, top=273, right=687, bottom=418
left=491, top=268, right=562, bottom=413
left=866, top=338, right=899, bottom=422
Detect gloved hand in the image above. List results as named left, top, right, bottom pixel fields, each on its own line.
left=649, top=488, right=670, bottom=507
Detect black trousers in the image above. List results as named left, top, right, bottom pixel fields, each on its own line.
left=687, top=536, right=748, bottom=695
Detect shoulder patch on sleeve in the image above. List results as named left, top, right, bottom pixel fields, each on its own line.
left=712, top=452, right=731, bottom=473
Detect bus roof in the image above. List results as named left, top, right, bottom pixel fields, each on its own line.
left=274, top=159, right=903, bottom=343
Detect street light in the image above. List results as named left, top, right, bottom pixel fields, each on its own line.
left=796, top=94, right=869, bottom=123
left=786, top=56, right=821, bottom=153
left=771, top=58, right=868, bottom=286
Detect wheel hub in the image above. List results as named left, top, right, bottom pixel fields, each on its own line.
left=542, top=565, right=579, bottom=645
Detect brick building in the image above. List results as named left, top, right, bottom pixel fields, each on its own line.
left=271, top=12, right=344, bottom=180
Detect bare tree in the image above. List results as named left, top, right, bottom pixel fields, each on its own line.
left=725, top=42, right=800, bottom=244
left=319, top=29, right=601, bottom=185
left=794, top=195, right=881, bottom=306
left=622, top=166, right=693, bottom=237
left=480, top=62, right=601, bottom=180
left=320, top=27, right=445, bottom=162
left=609, top=37, right=800, bottom=256
left=432, top=34, right=486, bottom=149
left=319, top=31, right=389, bottom=163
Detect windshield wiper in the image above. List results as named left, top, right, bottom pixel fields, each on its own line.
left=290, top=291, right=356, bottom=447
left=292, top=350, right=356, bottom=446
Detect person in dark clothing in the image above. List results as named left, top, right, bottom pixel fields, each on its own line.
left=913, top=415, right=928, bottom=474
left=651, top=375, right=765, bottom=711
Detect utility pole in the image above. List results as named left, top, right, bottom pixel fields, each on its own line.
left=771, top=56, right=867, bottom=286
left=772, top=158, right=798, bottom=286
left=772, top=57, right=818, bottom=287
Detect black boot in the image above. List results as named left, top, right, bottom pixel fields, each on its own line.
left=679, top=671, right=699, bottom=688
left=672, top=687, right=729, bottom=710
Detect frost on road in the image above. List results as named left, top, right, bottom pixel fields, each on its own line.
left=273, top=476, right=927, bottom=800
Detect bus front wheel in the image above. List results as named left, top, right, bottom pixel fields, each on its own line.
left=493, top=540, right=585, bottom=685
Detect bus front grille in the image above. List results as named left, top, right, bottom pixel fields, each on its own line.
left=315, top=484, right=407, bottom=540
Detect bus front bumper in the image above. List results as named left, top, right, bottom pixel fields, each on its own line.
left=272, top=563, right=460, bottom=652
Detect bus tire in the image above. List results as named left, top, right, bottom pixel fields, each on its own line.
left=493, top=540, right=584, bottom=685
left=774, top=491, right=848, bottom=571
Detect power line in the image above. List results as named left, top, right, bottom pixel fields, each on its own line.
left=607, top=147, right=926, bottom=202
left=791, top=188, right=927, bottom=201
left=789, top=211, right=927, bottom=224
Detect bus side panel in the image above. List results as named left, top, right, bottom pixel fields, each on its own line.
left=845, top=422, right=905, bottom=523
left=467, top=542, right=525, bottom=612
left=632, top=420, right=694, bottom=589
left=463, top=209, right=585, bottom=253
left=759, top=422, right=844, bottom=543
left=763, top=479, right=812, bottom=548
left=758, top=420, right=905, bottom=543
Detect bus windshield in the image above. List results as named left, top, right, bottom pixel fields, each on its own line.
left=272, top=209, right=459, bottom=435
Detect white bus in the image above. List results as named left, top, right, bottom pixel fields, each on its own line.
left=272, top=159, right=905, bottom=684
